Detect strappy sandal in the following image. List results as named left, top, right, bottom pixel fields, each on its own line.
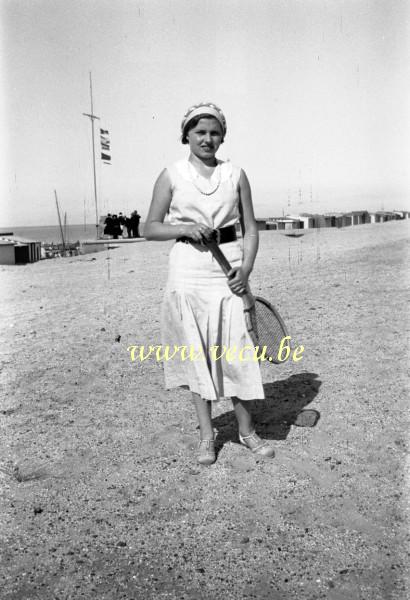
left=239, top=431, right=275, bottom=458
left=197, top=439, right=216, bottom=466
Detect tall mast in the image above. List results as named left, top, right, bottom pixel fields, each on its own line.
left=55, top=190, right=66, bottom=252
left=83, top=72, right=100, bottom=239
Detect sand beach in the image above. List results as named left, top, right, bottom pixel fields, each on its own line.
left=1, top=220, right=409, bottom=599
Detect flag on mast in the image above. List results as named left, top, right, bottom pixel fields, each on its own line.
left=100, top=128, right=111, bottom=164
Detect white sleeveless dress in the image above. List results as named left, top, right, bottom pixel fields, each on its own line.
left=160, top=158, right=265, bottom=402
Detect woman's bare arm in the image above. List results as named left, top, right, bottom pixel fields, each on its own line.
left=226, top=169, right=259, bottom=295
left=144, top=169, right=213, bottom=242
left=143, top=170, right=181, bottom=240
left=238, top=169, right=259, bottom=275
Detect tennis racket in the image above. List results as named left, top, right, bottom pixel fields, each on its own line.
left=203, top=237, right=290, bottom=364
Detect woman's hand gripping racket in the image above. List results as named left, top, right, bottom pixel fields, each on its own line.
left=203, top=234, right=290, bottom=364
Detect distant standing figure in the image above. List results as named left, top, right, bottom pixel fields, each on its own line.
left=111, top=214, right=122, bottom=239
left=130, top=210, right=141, bottom=238
left=125, top=216, right=132, bottom=238
left=118, top=212, right=127, bottom=238
left=104, top=213, right=113, bottom=236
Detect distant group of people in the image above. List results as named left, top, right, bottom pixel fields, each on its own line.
left=103, top=211, right=141, bottom=239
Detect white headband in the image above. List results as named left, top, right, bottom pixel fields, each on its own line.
left=181, top=102, right=227, bottom=137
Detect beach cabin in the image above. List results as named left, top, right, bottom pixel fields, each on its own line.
left=320, top=212, right=350, bottom=228
left=266, top=217, right=304, bottom=230
left=392, top=211, right=409, bottom=220
left=288, top=214, right=313, bottom=229
left=0, top=241, right=16, bottom=265
left=255, top=218, right=269, bottom=230
left=289, top=213, right=327, bottom=229
left=344, top=211, right=371, bottom=226
left=323, top=215, right=336, bottom=228
left=370, top=211, right=397, bottom=223
left=0, top=237, right=42, bottom=265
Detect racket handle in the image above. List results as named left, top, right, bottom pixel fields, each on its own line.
left=203, top=238, right=232, bottom=276
left=204, top=238, right=256, bottom=303
left=243, top=305, right=259, bottom=346
left=203, top=236, right=259, bottom=344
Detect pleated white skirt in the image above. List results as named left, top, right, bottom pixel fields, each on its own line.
left=161, top=240, right=265, bottom=401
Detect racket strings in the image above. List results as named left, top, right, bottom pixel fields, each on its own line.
left=254, top=299, right=288, bottom=363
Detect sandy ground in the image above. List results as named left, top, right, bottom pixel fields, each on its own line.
left=1, top=220, right=409, bottom=600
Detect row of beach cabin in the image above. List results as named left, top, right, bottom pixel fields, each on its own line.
left=256, top=210, right=410, bottom=231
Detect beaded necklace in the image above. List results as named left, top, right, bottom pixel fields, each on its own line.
left=187, top=161, right=221, bottom=196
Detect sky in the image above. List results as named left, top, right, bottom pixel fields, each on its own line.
left=1, top=0, right=409, bottom=226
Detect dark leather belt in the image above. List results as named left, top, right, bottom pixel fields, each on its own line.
left=177, top=224, right=237, bottom=245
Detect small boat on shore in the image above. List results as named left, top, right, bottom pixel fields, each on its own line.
left=283, top=232, right=305, bottom=238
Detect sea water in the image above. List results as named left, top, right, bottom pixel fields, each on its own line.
left=2, top=224, right=145, bottom=244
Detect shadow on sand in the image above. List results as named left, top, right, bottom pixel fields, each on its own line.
left=212, top=372, right=321, bottom=452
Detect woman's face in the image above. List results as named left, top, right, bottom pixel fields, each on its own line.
left=186, top=117, right=223, bottom=161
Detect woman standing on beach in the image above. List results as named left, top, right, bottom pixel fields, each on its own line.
left=144, top=102, right=274, bottom=465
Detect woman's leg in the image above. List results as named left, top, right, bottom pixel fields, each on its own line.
left=193, top=393, right=216, bottom=465
left=192, top=392, right=214, bottom=439
left=232, top=396, right=275, bottom=457
left=231, top=397, right=254, bottom=436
